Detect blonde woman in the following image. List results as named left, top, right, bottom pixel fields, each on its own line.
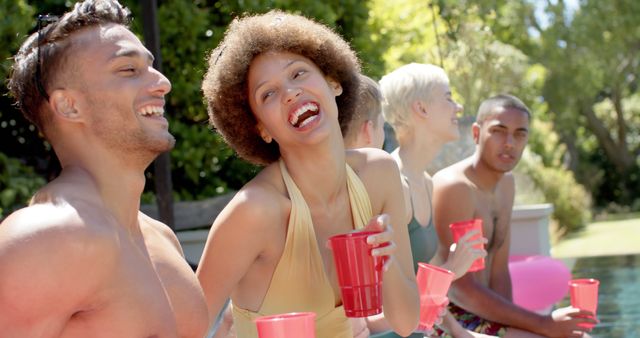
left=380, top=63, right=489, bottom=338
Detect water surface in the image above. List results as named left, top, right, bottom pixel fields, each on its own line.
left=557, top=254, right=640, bottom=337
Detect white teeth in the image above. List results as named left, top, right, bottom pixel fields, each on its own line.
left=138, top=106, right=164, bottom=117
left=289, top=103, right=319, bottom=126
left=295, top=103, right=318, bottom=117
left=298, top=114, right=318, bottom=128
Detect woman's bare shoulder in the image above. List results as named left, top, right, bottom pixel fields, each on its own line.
left=214, top=163, right=290, bottom=234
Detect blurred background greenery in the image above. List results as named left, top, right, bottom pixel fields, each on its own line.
left=1, top=0, right=638, bottom=237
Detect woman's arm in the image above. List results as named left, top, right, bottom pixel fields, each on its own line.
left=196, top=184, right=283, bottom=324
left=360, top=150, right=420, bottom=336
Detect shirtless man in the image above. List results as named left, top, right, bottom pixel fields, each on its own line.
left=0, top=1, right=209, bottom=336
left=431, top=94, right=596, bottom=337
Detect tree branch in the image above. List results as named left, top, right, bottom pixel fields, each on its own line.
left=583, top=101, right=633, bottom=173
left=611, top=87, right=628, bottom=151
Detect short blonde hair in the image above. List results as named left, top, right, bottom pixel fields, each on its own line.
left=379, top=63, right=449, bottom=138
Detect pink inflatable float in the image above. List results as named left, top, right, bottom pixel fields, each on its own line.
left=508, top=255, right=571, bottom=311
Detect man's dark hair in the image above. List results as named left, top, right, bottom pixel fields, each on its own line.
left=8, top=0, right=131, bottom=134
left=476, top=94, right=531, bottom=124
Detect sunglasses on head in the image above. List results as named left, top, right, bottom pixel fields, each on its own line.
left=35, top=14, right=59, bottom=101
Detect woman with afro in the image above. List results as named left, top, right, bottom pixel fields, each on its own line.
left=197, top=10, right=419, bottom=338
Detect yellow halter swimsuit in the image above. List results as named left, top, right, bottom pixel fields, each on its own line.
left=232, top=159, right=373, bottom=337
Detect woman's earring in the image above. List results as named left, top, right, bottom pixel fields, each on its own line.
left=258, top=125, right=273, bottom=143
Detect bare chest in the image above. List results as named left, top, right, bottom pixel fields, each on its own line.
left=473, top=191, right=510, bottom=252
left=60, top=232, right=208, bottom=338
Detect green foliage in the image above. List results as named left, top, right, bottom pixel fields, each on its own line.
left=520, top=119, right=592, bottom=236
left=166, top=120, right=259, bottom=201
left=440, top=21, right=532, bottom=117
left=517, top=150, right=591, bottom=237
left=369, top=0, right=541, bottom=117
left=0, top=0, right=49, bottom=163
left=533, top=0, right=640, bottom=208
left=0, top=0, right=34, bottom=71
left=368, top=0, right=441, bottom=74
left=527, top=119, right=565, bottom=168
left=0, top=153, right=46, bottom=218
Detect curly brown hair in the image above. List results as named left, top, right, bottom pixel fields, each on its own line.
left=202, top=10, right=361, bottom=165
left=8, top=0, right=130, bottom=136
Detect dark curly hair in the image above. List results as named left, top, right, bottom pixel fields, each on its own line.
left=8, top=0, right=130, bottom=135
left=202, top=10, right=361, bottom=165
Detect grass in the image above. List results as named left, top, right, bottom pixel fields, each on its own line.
left=551, top=216, right=640, bottom=258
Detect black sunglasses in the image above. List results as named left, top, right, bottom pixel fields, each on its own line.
left=35, top=14, right=59, bottom=101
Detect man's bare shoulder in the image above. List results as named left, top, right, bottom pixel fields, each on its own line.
left=346, top=148, right=404, bottom=216
left=433, top=159, right=474, bottom=194
left=0, top=202, right=117, bottom=249
left=347, top=147, right=402, bottom=177
left=0, top=203, right=118, bottom=325
left=346, top=147, right=402, bottom=192
left=431, top=159, right=478, bottom=224
left=346, top=147, right=398, bottom=174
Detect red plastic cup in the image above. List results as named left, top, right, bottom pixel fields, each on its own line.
left=328, top=231, right=384, bottom=317
left=417, top=295, right=448, bottom=332
left=416, top=263, right=454, bottom=330
left=569, top=278, right=599, bottom=329
left=449, top=219, right=485, bottom=272
left=416, top=263, right=455, bottom=297
left=255, top=312, right=316, bottom=338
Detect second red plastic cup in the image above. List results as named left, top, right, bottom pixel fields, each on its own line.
left=569, top=278, right=599, bottom=329
left=417, top=295, right=449, bottom=332
left=449, top=219, right=485, bottom=272
left=416, top=263, right=455, bottom=330
left=328, top=231, right=384, bottom=317
left=255, top=312, right=316, bottom=338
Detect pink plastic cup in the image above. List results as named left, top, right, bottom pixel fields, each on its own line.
left=416, top=263, right=454, bottom=330
left=569, top=278, right=599, bottom=329
left=255, top=312, right=316, bottom=338
left=449, top=219, right=485, bottom=272
left=328, top=231, right=384, bottom=317
left=417, top=295, right=449, bottom=332
left=416, top=262, right=455, bottom=297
